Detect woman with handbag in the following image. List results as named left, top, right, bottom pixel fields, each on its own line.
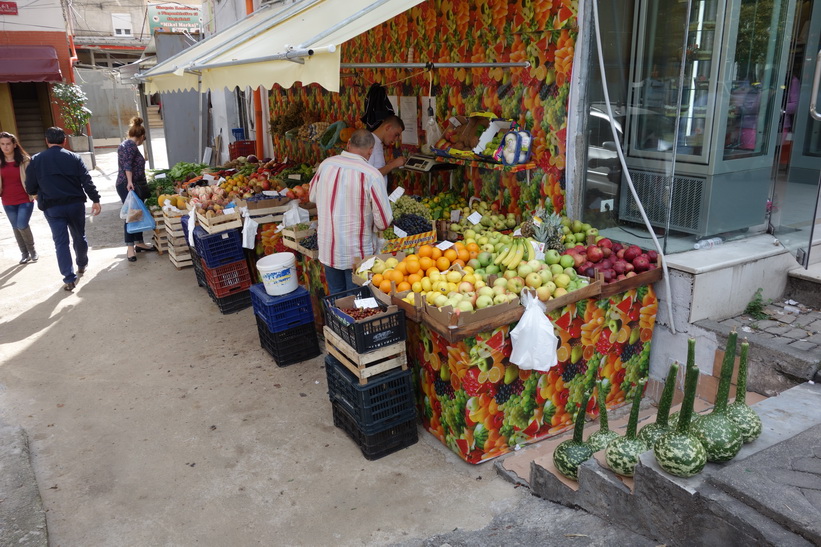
left=0, top=131, right=38, bottom=264
left=116, top=116, right=155, bottom=262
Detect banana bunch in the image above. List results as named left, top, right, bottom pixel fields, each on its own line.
left=493, top=237, right=534, bottom=271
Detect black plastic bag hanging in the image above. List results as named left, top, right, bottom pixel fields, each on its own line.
left=360, top=83, right=395, bottom=131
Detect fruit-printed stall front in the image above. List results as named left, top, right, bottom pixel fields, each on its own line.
left=409, top=285, right=657, bottom=464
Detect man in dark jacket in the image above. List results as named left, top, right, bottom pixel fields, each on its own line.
left=25, top=127, right=102, bottom=292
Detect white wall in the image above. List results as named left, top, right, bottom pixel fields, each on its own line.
left=0, top=0, right=65, bottom=31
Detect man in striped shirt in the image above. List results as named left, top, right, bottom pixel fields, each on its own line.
left=309, top=129, right=393, bottom=296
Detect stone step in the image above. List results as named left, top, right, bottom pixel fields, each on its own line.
left=786, top=262, right=821, bottom=309
left=514, top=382, right=821, bottom=546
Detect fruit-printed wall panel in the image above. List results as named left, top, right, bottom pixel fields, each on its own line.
left=268, top=0, right=577, bottom=216
left=409, top=285, right=657, bottom=464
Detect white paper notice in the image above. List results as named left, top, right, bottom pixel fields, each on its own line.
left=388, top=95, right=400, bottom=116
left=354, top=297, right=379, bottom=309
left=393, top=226, right=408, bottom=238
left=436, top=240, right=454, bottom=250
left=513, top=228, right=522, bottom=236
left=154, top=173, right=166, bottom=179
left=357, top=256, right=376, bottom=273
left=450, top=209, right=461, bottom=222
left=467, top=211, right=482, bottom=225
left=388, top=186, right=405, bottom=202
left=531, top=240, right=545, bottom=261
left=399, top=96, right=419, bottom=145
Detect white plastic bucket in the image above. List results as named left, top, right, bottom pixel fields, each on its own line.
left=257, top=252, right=298, bottom=296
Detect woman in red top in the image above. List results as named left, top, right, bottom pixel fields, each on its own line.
left=0, top=131, right=37, bottom=264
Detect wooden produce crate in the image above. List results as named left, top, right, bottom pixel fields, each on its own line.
left=281, top=226, right=318, bottom=259
left=380, top=229, right=436, bottom=253
left=163, top=210, right=187, bottom=238
left=323, top=326, right=407, bottom=385
left=598, top=267, right=664, bottom=298
left=168, top=245, right=193, bottom=269
left=152, top=231, right=167, bottom=254
left=195, top=210, right=243, bottom=234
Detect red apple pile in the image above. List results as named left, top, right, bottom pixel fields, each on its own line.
left=562, top=239, right=658, bottom=284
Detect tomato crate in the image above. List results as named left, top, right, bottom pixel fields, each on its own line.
left=206, top=286, right=252, bottom=314
left=250, top=283, right=313, bottom=333
left=322, top=286, right=406, bottom=354
left=331, top=400, right=418, bottom=460
left=203, top=259, right=252, bottom=298
left=190, top=247, right=207, bottom=288
left=193, top=226, right=244, bottom=268
left=255, top=315, right=320, bottom=367
left=325, top=355, right=415, bottom=435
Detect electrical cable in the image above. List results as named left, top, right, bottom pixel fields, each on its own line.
left=592, top=0, right=677, bottom=334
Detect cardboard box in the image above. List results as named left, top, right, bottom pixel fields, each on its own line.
left=472, top=119, right=514, bottom=156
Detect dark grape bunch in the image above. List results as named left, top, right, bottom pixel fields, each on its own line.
left=494, top=378, right=524, bottom=405
left=433, top=378, right=455, bottom=399
left=299, top=234, right=318, bottom=250
left=562, top=362, right=582, bottom=383
left=620, top=341, right=642, bottom=362
left=338, top=307, right=382, bottom=320
left=394, top=213, right=432, bottom=235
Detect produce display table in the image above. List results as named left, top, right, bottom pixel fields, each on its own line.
left=406, top=283, right=658, bottom=464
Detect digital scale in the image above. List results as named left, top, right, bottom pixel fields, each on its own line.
left=400, top=154, right=459, bottom=192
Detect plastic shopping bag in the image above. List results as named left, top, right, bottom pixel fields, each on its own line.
left=509, top=290, right=558, bottom=371
left=283, top=199, right=309, bottom=227
left=242, top=216, right=258, bottom=250
left=122, top=191, right=156, bottom=234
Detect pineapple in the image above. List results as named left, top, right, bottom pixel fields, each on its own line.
left=520, top=207, right=547, bottom=238
left=535, top=213, right=565, bottom=252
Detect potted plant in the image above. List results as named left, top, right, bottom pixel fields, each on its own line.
left=52, top=83, right=92, bottom=152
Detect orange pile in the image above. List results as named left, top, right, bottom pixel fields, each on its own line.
left=373, top=242, right=481, bottom=294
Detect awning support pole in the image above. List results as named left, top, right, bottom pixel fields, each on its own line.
left=299, top=0, right=394, bottom=48
left=340, top=61, right=530, bottom=69
left=198, top=75, right=204, bottom=164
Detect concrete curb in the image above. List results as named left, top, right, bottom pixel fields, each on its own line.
left=0, top=422, right=47, bottom=546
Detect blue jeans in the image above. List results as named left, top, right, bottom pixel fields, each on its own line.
left=43, top=202, right=88, bottom=284
left=324, top=265, right=357, bottom=297
left=3, top=201, right=34, bottom=230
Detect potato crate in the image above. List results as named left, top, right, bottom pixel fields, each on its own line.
left=250, top=283, right=313, bottom=333
left=323, top=326, right=407, bottom=385
left=203, top=259, right=252, bottom=298
left=322, top=285, right=407, bottom=354
left=331, top=400, right=418, bottom=460
left=255, top=315, right=320, bottom=367
left=193, top=226, right=244, bottom=268
left=325, top=354, right=415, bottom=434
left=206, top=286, right=252, bottom=314
left=195, top=210, right=243, bottom=234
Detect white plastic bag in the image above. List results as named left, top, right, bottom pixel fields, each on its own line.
left=283, top=200, right=309, bottom=227
left=242, top=216, right=258, bottom=250
left=186, top=207, right=197, bottom=248
left=509, top=290, right=559, bottom=371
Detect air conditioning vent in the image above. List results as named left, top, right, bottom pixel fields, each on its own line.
left=619, top=170, right=705, bottom=233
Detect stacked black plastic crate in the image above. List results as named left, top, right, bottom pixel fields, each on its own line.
left=251, top=284, right=320, bottom=367
left=194, top=226, right=252, bottom=314
left=322, top=286, right=417, bottom=460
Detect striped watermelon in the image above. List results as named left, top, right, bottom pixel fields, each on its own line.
left=587, top=380, right=620, bottom=452
left=553, top=390, right=594, bottom=481
left=690, top=330, right=742, bottom=463
left=655, top=339, right=707, bottom=478
left=638, top=362, right=679, bottom=448
left=726, top=339, right=762, bottom=443
left=605, top=378, right=648, bottom=476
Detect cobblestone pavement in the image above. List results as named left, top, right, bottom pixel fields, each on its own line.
left=715, top=298, right=821, bottom=377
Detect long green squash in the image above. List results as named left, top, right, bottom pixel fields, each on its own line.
left=690, top=330, right=743, bottom=462
left=638, top=362, right=679, bottom=447
left=605, top=378, right=648, bottom=476
left=725, top=339, right=762, bottom=443
left=587, top=379, right=621, bottom=452
left=553, top=390, right=594, bottom=481
left=654, top=338, right=707, bottom=478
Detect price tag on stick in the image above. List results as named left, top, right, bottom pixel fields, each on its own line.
left=467, top=211, right=482, bottom=225
left=393, top=226, right=408, bottom=238
left=436, top=240, right=454, bottom=251
left=388, top=187, right=405, bottom=202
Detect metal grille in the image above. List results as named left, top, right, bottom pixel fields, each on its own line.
left=619, top=170, right=705, bottom=233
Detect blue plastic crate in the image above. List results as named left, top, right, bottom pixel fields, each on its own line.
left=250, top=284, right=313, bottom=333
left=193, top=226, right=244, bottom=268
left=325, top=355, right=415, bottom=435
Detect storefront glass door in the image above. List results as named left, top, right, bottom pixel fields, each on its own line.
left=771, top=0, right=821, bottom=267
